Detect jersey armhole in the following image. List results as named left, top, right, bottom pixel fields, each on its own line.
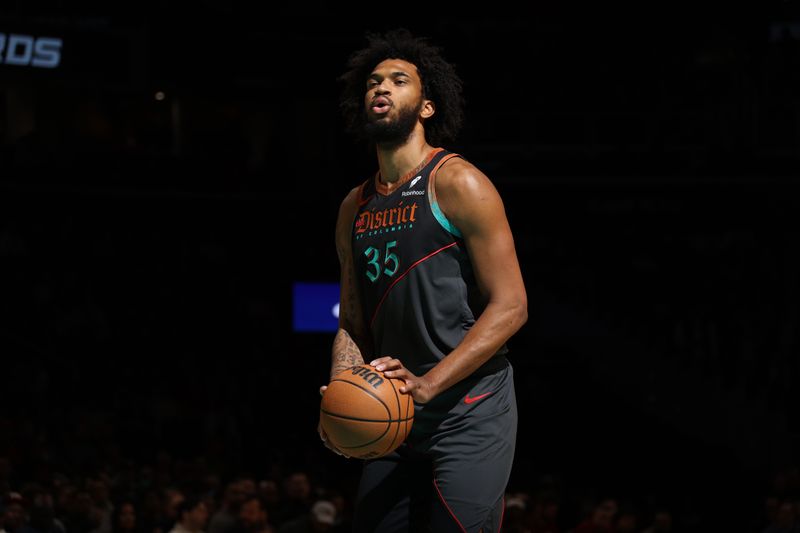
left=428, top=154, right=463, bottom=238
left=356, top=179, right=370, bottom=204
left=350, top=180, right=370, bottom=234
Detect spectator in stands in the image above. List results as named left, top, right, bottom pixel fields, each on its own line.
left=208, top=481, right=247, bottom=533
left=572, top=497, right=617, bottom=533
left=1, top=493, right=26, bottom=533
left=237, top=495, right=274, bottom=533
left=16, top=490, right=64, bottom=533
left=254, top=482, right=279, bottom=528
left=528, top=489, right=560, bottom=533
left=276, top=501, right=335, bottom=533
left=61, top=490, right=103, bottom=533
left=86, top=477, right=113, bottom=533
left=275, top=474, right=311, bottom=526
left=168, top=498, right=208, bottom=533
left=110, top=501, right=138, bottom=533
left=155, top=489, right=185, bottom=533
left=502, top=493, right=530, bottom=533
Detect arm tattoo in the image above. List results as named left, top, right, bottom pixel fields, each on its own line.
left=331, top=329, right=365, bottom=378
left=331, top=207, right=371, bottom=379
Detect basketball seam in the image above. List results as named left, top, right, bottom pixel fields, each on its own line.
left=318, top=410, right=414, bottom=423
left=405, top=394, right=413, bottom=440
left=328, top=377, right=392, bottom=419
left=382, top=374, right=404, bottom=456
left=320, top=414, right=392, bottom=450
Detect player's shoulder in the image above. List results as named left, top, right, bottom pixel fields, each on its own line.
left=340, top=184, right=362, bottom=208
left=435, top=155, right=494, bottom=198
left=335, top=185, right=362, bottom=231
left=339, top=181, right=370, bottom=214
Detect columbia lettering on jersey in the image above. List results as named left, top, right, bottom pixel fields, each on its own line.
left=352, top=148, right=507, bottom=382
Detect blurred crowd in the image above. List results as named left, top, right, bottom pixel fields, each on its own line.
left=0, top=449, right=798, bottom=533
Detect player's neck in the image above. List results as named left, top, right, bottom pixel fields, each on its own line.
left=375, top=132, right=434, bottom=186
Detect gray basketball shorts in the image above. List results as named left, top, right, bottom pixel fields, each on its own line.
left=352, top=360, right=517, bottom=533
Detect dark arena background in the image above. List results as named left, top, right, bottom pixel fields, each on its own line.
left=2, top=3, right=800, bottom=533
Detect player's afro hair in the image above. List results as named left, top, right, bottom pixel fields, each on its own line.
left=339, top=28, right=465, bottom=146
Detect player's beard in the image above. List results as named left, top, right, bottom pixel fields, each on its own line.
left=363, top=99, right=423, bottom=147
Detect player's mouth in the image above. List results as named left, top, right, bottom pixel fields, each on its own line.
left=370, top=96, right=392, bottom=115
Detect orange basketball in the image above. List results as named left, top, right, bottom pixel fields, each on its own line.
left=320, top=364, right=414, bottom=459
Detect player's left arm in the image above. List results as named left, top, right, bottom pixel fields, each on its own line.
left=371, top=158, right=528, bottom=403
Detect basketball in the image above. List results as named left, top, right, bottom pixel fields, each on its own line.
left=320, top=364, right=414, bottom=459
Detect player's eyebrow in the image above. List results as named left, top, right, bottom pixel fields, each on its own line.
left=368, top=71, right=413, bottom=80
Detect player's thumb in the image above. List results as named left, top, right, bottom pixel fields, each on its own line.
left=319, top=385, right=328, bottom=396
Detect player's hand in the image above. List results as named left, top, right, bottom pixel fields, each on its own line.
left=370, top=357, right=436, bottom=404
left=318, top=385, right=351, bottom=458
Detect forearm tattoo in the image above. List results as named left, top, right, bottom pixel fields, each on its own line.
left=332, top=329, right=365, bottom=378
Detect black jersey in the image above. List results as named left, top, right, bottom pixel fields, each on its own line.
left=351, top=148, right=507, bottom=378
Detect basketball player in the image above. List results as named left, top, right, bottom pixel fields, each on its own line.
left=318, top=29, right=528, bottom=533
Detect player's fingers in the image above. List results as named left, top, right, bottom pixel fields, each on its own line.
left=398, top=378, right=416, bottom=394
left=323, top=441, right=342, bottom=455
left=368, top=356, right=394, bottom=367
left=318, top=427, right=344, bottom=456
left=383, top=366, right=410, bottom=379
left=373, top=358, right=403, bottom=372
left=325, top=440, right=350, bottom=459
left=318, top=420, right=351, bottom=458
left=317, top=420, right=330, bottom=444
left=402, top=378, right=432, bottom=404
left=319, top=385, right=327, bottom=396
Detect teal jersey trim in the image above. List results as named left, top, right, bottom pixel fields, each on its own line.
left=430, top=197, right=462, bottom=238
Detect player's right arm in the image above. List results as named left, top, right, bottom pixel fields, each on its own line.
left=330, top=186, right=373, bottom=376
left=319, top=186, right=372, bottom=458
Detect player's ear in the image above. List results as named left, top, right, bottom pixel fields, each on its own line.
left=420, top=99, right=435, bottom=119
